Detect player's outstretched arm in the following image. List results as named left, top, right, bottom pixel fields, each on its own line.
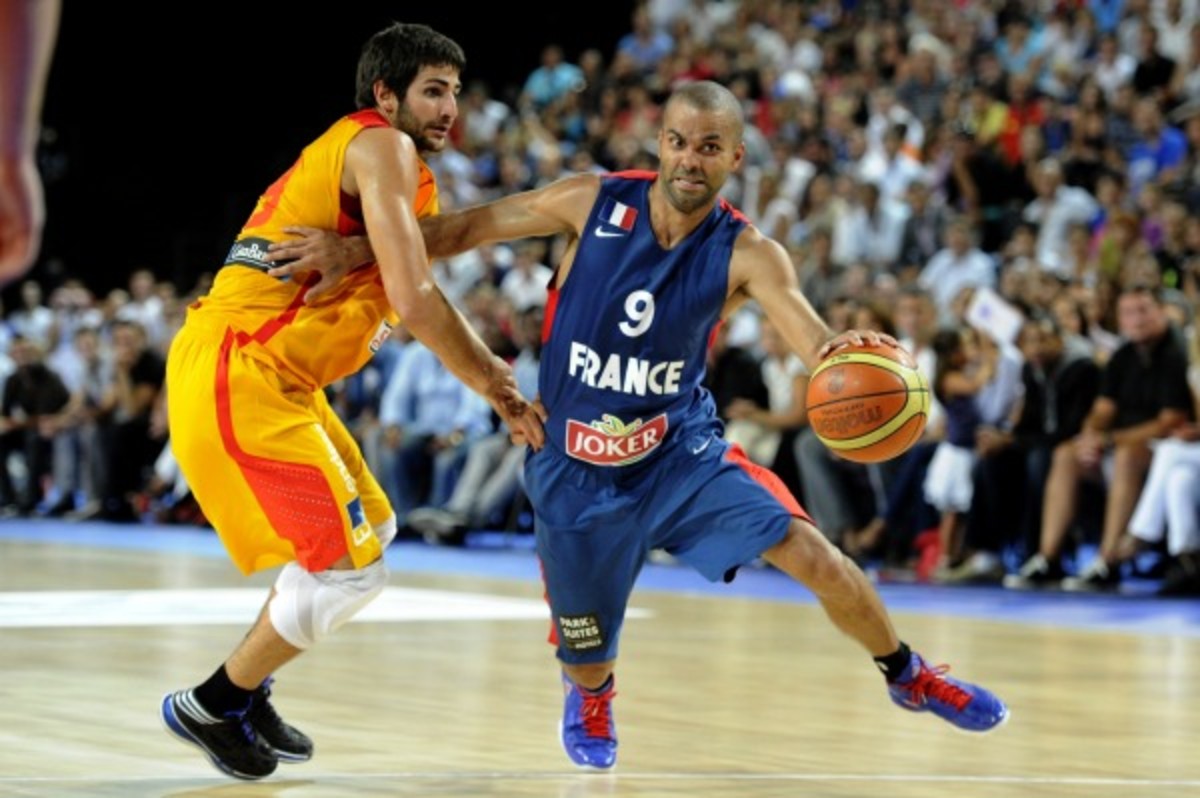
left=731, top=229, right=896, bottom=372
left=265, top=173, right=598, bottom=299
left=347, top=126, right=544, bottom=448
left=420, top=172, right=598, bottom=258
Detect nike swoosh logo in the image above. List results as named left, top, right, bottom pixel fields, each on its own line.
left=690, top=437, right=712, bottom=455
left=594, top=228, right=624, bottom=238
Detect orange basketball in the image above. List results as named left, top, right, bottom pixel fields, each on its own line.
left=805, top=344, right=930, bottom=464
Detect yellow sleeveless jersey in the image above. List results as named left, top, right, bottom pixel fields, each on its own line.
left=187, top=109, right=439, bottom=390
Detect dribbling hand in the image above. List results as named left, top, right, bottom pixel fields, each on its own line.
left=818, top=330, right=900, bottom=360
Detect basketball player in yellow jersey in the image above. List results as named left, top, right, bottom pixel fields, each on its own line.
left=159, top=23, right=545, bottom=781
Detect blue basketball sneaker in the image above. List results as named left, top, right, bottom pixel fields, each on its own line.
left=560, top=674, right=618, bottom=769
left=887, top=653, right=1008, bottom=732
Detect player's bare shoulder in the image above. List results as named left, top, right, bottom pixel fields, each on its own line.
left=529, top=172, right=603, bottom=237
left=348, top=124, right=417, bottom=166
left=729, top=224, right=796, bottom=293
left=343, top=126, right=420, bottom=198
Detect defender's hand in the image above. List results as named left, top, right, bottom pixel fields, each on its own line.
left=484, top=364, right=545, bottom=451
left=818, top=330, right=900, bottom=360
left=265, top=226, right=373, bottom=303
left=507, top=398, right=549, bottom=449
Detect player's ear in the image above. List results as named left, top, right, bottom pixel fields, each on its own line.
left=374, top=80, right=397, bottom=115
left=731, top=141, right=746, bottom=171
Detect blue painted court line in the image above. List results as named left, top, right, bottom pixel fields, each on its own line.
left=2, top=520, right=1198, bottom=637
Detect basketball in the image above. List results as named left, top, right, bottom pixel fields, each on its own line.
left=806, top=344, right=930, bottom=464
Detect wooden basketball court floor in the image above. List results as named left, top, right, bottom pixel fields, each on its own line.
left=2, top=521, right=1199, bottom=798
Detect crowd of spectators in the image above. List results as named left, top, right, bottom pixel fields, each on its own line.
left=4, top=0, right=1200, bottom=596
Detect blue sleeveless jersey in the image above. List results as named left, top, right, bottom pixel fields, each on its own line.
left=539, top=171, right=749, bottom=468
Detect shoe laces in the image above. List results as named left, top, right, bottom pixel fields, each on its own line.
left=214, top=711, right=259, bottom=747
left=248, top=683, right=284, bottom=731
left=900, top=662, right=971, bottom=711
left=577, top=687, right=616, bottom=740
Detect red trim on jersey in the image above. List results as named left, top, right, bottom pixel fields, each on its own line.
left=607, top=169, right=657, bottom=181
left=718, top=196, right=751, bottom=225
left=215, top=329, right=348, bottom=571
left=347, top=109, right=390, bottom=128
left=707, top=319, right=723, bottom=352
left=234, top=278, right=315, bottom=348
left=723, top=443, right=811, bottom=521
left=338, top=189, right=366, bottom=236
left=542, top=285, right=560, bottom=344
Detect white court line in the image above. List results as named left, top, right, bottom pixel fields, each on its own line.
left=0, top=772, right=1195, bottom=787
left=0, top=587, right=651, bottom=628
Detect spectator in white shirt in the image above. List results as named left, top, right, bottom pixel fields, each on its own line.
left=8, top=280, right=54, bottom=350
left=919, top=217, right=997, bottom=323
left=1022, top=158, right=1099, bottom=279
left=858, top=123, right=926, bottom=203
left=499, top=240, right=553, bottom=312
left=831, top=180, right=909, bottom=271
left=1093, top=34, right=1138, bottom=102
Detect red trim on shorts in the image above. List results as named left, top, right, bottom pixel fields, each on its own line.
left=723, top=443, right=812, bottom=522
left=216, top=329, right=348, bottom=571
left=538, top=556, right=559, bottom=647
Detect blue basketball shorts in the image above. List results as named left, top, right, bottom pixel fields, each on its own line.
left=525, top=428, right=812, bottom=664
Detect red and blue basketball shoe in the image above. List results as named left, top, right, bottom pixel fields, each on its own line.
left=888, top=653, right=1008, bottom=732
left=560, top=674, right=618, bottom=769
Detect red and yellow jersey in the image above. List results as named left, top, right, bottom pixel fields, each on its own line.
left=187, top=109, right=439, bottom=390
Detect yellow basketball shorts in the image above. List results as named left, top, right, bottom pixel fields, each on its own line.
left=166, top=325, right=390, bottom=575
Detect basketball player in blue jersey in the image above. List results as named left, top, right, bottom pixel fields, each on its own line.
left=267, top=81, right=1008, bottom=769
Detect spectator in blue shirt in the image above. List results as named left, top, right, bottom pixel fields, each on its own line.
left=616, top=5, right=674, bottom=76
left=520, top=45, right=584, bottom=113
left=377, top=341, right=494, bottom=518
left=1127, top=97, right=1188, bottom=197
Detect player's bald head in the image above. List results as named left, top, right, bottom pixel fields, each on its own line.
left=664, top=81, right=744, bottom=142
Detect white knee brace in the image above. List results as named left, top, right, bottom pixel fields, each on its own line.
left=374, top=515, right=398, bottom=548
left=268, top=559, right=387, bottom=650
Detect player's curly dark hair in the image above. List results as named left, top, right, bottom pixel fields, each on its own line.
left=355, top=22, right=466, bottom=110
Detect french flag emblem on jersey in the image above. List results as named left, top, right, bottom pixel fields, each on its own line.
left=599, top=198, right=638, bottom=233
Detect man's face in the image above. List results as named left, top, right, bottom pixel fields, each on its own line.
left=894, top=295, right=933, bottom=339
left=112, top=325, right=145, bottom=364
left=657, top=101, right=744, bottom=214
left=947, top=224, right=970, bottom=253
left=10, top=339, right=36, bottom=368
left=1117, top=292, right=1166, bottom=343
left=1019, top=322, right=1061, bottom=366
left=1034, top=167, right=1059, bottom=198
left=1133, top=101, right=1159, bottom=136
left=397, top=64, right=461, bottom=154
